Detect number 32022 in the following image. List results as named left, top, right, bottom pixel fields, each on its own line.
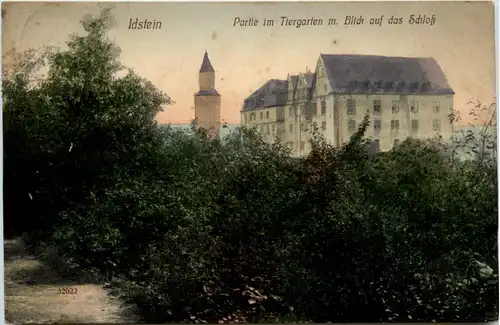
left=58, top=287, right=78, bottom=295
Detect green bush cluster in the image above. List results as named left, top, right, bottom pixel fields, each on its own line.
left=3, top=9, right=498, bottom=323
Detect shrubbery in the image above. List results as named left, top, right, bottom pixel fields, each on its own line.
left=3, top=9, right=498, bottom=323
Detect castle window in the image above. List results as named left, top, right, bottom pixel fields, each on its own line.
left=433, top=119, right=441, bottom=132
left=373, top=100, right=381, bottom=115
left=410, top=101, right=419, bottom=113
left=321, top=121, right=327, bottom=131
left=321, top=101, right=326, bottom=115
left=348, top=119, right=356, bottom=132
left=433, top=101, right=440, bottom=113
left=266, top=111, right=270, bottom=119
left=260, top=112, right=263, bottom=120
left=266, top=125, right=270, bottom=135
left=347, top=99, right=356, bottom=115
left=392, top=101, right=400, bottom=114
left=411, top=119, right=419, bottom=132
left=391, top=119, right=400, bottom=131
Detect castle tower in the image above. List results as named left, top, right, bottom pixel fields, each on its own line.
left=194, top=51, right=221, bottom=138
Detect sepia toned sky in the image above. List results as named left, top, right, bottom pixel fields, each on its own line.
left=2, top=1, right=496, bottom=125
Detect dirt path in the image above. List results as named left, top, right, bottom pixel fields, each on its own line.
left=4, top=239, right=139, bottom=324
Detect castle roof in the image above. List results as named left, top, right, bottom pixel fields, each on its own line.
left=199, top=51, right=215, bottom=73
left=319, top=54, right=454, bottom=95
left=242, top=79, right=288, bottom=110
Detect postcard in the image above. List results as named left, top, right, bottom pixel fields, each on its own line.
left=2, top=1, right=497, bottom=324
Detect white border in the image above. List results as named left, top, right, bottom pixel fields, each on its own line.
left=0, top=1, right=498, bottom=324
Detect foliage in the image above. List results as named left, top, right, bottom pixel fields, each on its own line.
left=3, top=8, right=498, bottom=324
left=3, top=8, right=172, bottom=240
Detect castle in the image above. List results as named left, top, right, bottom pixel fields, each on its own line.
left=241, top=54, right=455, bottom=156
left=194, top=51, right=221, bottom=137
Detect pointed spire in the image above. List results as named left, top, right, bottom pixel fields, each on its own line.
left=200, top=51, right=215, bottom=73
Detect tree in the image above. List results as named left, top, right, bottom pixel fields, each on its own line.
left=3, top=7, right=173, bottom=239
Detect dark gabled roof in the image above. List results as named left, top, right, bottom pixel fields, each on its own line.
left=195, top=89, right=220, bottom=96
left=199, top=51, right=215, bottom=73
left=320, top=54, right=454, bottom=95
left=242, top=79, right=288, bottom=110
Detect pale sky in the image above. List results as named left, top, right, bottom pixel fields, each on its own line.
left=2, top=1, right=496, bottom=125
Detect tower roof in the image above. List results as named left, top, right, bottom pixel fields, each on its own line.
left=199, top=51, right=215, bottom=73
